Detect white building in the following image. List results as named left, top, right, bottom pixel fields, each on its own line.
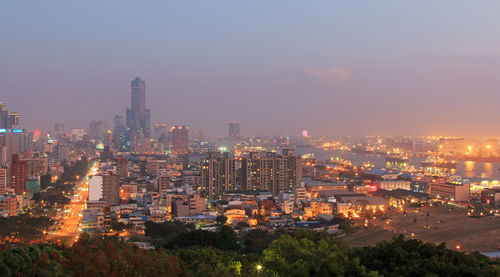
left=379, top=180, right=411, bottom=191
left=88, top=175, right=103, bottom=201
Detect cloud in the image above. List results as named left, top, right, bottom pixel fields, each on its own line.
left=304, top=66, right=351, bottom=87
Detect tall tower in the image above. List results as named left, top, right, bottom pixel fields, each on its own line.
left=171, top=126, right=189, bottom=154
left=8, top=113, right=20, bottom=129
left=0, top=103, right=8, bottom=129
left=131, top=77, right=146, bottom=112
left=126, top=77, right=151, bottom=150
left=228, top=122, right=240, bottom=138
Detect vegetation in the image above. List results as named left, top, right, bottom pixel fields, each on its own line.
left=0, top=224, right=498, bottom=276
left=0, top=215, right=53, bottom=244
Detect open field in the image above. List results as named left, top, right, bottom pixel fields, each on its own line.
left=342, top=204, right=500, bottom=253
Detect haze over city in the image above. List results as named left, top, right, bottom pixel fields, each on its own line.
left=3, top=1, right=500, bottom=137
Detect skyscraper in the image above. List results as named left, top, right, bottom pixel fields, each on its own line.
left=153, top=123, right=167, bottom=140
left=0, top=103, right=8, bottom=129
left=241, top=149, right=302, bottom=196
left=8, top=112, right=20, bottom=129
left=228, top=122, right=240, bottom=137
left=171, top=126, right=189, bottom=154
left=10, top=154, right=28, bottom=194
left=126, top=77, right=151, bottom=149
left=102, top=174, right=120, bottom=206
left=201, top=152, right=238, bottom=199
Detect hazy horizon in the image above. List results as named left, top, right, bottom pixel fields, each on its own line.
left=2, top=1, right=500, bottom=137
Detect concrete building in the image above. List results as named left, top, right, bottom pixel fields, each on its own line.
left=228, top=122, right=240, bottom=137
left=379, top=180, right=412, bottom=191
left=430, top=182, right=470, bottom=202
left=126, top=77, right=151, bottom=149
left=242, top=149, right=302, bottom=196
left=171, top=126, right=188, bottom=154
left=89, top=175, right=103, bottom=201
left=201, top=152, right=237, bottom=199
left=10, top=154, right=28, bottom=194
left=102, top=174, right=120, bottom=206
left=0, top=167, right=7, bottom=194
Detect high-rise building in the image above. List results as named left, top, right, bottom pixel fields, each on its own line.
left=201, top=152, right=238, bottom=199
left=171, top=126, right=189, bottom=154
left=126, top=77, right=151, bottom=149
left=88, top=175, right=103, bottom=201
left=54, top=123, right=66, bottom=140
left=8, top=112, right=20, bottom=129
left=70, top=128, right=87, bottom=141
left=0, top=103, right=8, bottom=129
left=10, top=154, right=28, bottom=194
left=192, top=128, right=205, bottom=142
left=0, top=167, right=7, bottom=194
left=89, top=121, right=108, bottom=144
left=113, top=115, right=128, bottom=151
left=116, top=156, right=129, bottom=180
left=228, top=122, right=240, bottom=138
left=153, top=123, right=167, bottom=140
left=241, top=149, right=302, bottom=196
left=0, top=129, right=32, bottom=164
left=102, top=174, right=120, bottom=206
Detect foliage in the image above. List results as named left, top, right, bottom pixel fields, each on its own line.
left=164, top=225, right=239, bottom=252
left=1, top=228, right=499, bottom=276
left=216, top=215, right=228, bottom=225
left=262, top=230, right=377, bottom=277
left=0, top=215, right=53, bottom=243
left=171, top=247, right=242, bottom=276
left=356, top=235, right=500, bottom=277
left=0, top=244, right=65, bottom=276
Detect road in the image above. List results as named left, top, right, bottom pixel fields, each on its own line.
left=48, top=161, right=99, bottom=245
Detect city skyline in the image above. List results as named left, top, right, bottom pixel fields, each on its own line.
left=3, top=2, right=500, bottom=137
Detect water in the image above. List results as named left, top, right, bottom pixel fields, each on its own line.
left=294, top=146, right=500, bottom=180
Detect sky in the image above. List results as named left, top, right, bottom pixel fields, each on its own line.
left=2, top=1, right=500, bottom=138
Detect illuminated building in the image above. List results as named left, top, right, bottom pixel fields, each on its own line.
left=242, top=149, right=302, bottom=196
left=7, top=112, right=20, bottom=129
left=430, top=181, right=470, bottom=202
left=153, top=123, right=167, bottom=140
left=192, top=128, right=204, bottom=142
left=88, top=175, right=103, bottom=201
left=70, top=128, right=87, bottom=141
left=0, top=196, right=17, bottom=216
left=201, top=152, right=237, bottom=199
left=228, top=122, right=240, bottom=137
left=102, top=174, right=120, bottom=206
left=116, top=156, right=129, bottom=180
left=0, top=103, right=8, bottom=129
left=0, top=129, right=32, bottom=162
left=438, top=138, right=466, bottom=155
left=10, top=154, right=28, bottom=194
left=379, top=180, right=411, bottom=191
left=89, top=120, right=108, bottom=144
left=0, top=167, right=7, bottom=194
left=171, top=126, right=189, bottom=154
left=126, top=77, right=151, bottom=149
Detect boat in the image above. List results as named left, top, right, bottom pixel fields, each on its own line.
left=421, top=156, right=457, bottom=169
left=385, top=154, right=409, bottom=163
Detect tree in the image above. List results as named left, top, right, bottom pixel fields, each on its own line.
left=216, top=215, right=228, bottom=225
left=262, top=231, right=376, bottom=276
left=110, top=222, right=126, bottom=232
left=356, top=235, right=499, bottom=277
left=215, top=226, right=239, bottom=251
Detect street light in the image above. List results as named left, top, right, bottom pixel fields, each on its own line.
left=256, top=264, right=263, bottom=272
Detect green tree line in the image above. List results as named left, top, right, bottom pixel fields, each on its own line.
left=0, top=224, right=498, bottom=276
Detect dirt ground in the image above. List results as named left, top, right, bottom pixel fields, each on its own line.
left=342, top=204, right=500, bottom=253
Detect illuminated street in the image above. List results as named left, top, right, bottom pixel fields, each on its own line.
left=48, top=161, right=99, bottom=244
